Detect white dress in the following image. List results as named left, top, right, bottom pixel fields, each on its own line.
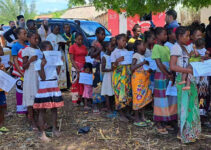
left=101, top=54, right=114, bottom=96
left=22, top=47, right=39, bottom=106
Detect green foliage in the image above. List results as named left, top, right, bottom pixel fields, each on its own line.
left=0, top=0, right=36, bottom=24
left=68, top=0, right=211, bottom=16
left=51, top=10, right=67, bottom=18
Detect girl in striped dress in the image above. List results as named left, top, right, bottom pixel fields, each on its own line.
left=151, top=27, right=177, bottom=134
left=33, top=41, right=64, bottom=142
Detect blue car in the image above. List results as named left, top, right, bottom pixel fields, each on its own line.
left=36, top=18, right=112, bottom=47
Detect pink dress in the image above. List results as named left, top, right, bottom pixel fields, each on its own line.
left=82, top=85, right=93, bottom=99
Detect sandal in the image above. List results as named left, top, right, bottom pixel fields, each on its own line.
left=133, top=121, right=147, bottom=127
left=165, top=125, right=174, bottom=131
left=145, top=120, right=154, bottom=125
left=156, top=128, right=168, bottom=135
left=0, top=127, right=9, bottom=132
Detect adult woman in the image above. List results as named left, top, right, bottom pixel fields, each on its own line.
left=69, top=33, right=88, bottom=105
left=170, top=26, right=201, bottom=143
left=46, top=25, right=67, bottom=89
left=128, top=24, right=142, bottom=44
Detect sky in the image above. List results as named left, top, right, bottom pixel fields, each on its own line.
left=34, top=0, right=68, bottom=14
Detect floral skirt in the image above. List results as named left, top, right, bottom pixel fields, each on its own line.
left=176, top=73, right=201, bottom=143
left=131, top=67, right=152, bottom=110
left=112, top=65, right=132, bottom=110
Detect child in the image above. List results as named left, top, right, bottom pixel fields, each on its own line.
left=0, top=59, right=9, bottom=132
left=101, top=42, right=114, bottom=112
left=144, top=31, right=155, bottom=93
left=90, top=27, right=106, bottom=113
left=151, top=27, right=176, bottom=134
left=69, top=33, right=88, bottom=105
left=82, top=63, right=93, bottom=110
left=110, top=37, right=116, bottom=48
left=33, top=41, right=64, bottom=142
left=131, top=40, right=152, bottom=127
left=22, top=31, right=39, bottom=130
left=111, top=33, right=132, bottom=122
left=164, top=28, right=176, bottom=51
left=179, top=38, right=209, bottom=90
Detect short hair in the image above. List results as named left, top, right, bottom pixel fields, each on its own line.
left=175, top=26, right=189, bottom=40
left=75, top=32, right=83, bottom=39
left=15, top=27, right=25, bottom=35
left=195, top=38, right=205, bottom=48
left=144, top=31, right=154, bottom=42
left=63, top=23, right=70, bottom=28
left=39, top=41, right=52, bottom=50
left=166, top=9, right=177, bottom=20
left=189, top=22, right=203, bottom=36
left=154, top=27, right=165, bottom=37
left=209, top=16, right=211, bottom=21
left=116, top=33, right=126, bottom=41
left=133, top=40, right=144, bottom=52
left=95, top=27, right=105, bottom=35
left=26, top=19, right=35, bottom=28
left=27, top=30, right=38, bottom=38
left=126, top=43, right=134, bottom=51
left=84, top=63, right=93, bottom=72
left=9, top=21, right=14, bottom=24
left=166, top=28, right=174, bottom=36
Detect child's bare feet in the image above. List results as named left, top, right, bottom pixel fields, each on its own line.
left=119, top=115, right=129, bottom=122
left=178, top=81, right=186, bottom=85
left=40, top=132, right=51, bottom=143
left=182, top=86, right=190, bottom=90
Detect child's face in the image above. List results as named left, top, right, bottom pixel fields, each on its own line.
left=134, top=28, right=141, bottom=38
left=84, top=68, right=90, bottom=73
left=97, top=31, right=105, bottom=42
left=29, top=34, right=39, bottom=46
left=111, top=38, right=116, bottom=46
left=137, top=43, right=146, bottom=55
left=180, top=31, right=190, bottom=45
left=148, top=35, right=155, bottom=45
left=191, top=30, right=202, bottom=42
left=53, top=26, right=60, bottom=35
left=107, top=44, right=114, bottom=53
left=158, top=30, right=167, bottom=42
left=117, top=37, right=127, bottom=49
left=169, top=32, right=176, bottom=41
left=64, top=25, right=70, bottom=33
left=18, top=29, right=27, bottom=41
left=75, top=35, right=83, bottom=46
left=43, top=44, right=53, bottom=51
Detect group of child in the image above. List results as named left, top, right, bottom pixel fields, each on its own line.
left=0, top=21, right=210, bottom=144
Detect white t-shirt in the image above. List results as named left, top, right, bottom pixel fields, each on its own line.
left=111, top=48, right=127, bottom=63
left=144, top=48, right=152, bottom=58
left=164, top=42, right=174, bottom=52
left=133, top=53, right=145, bottom=64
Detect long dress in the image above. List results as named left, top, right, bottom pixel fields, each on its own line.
left=46, top=33, right=67, bottom=89
left=101, top=54, right=114, bottom=96
left=131, top=53, right=152, bottom=110
left=171, top=43, right=201, bottom=143
left=69, top=43, right=88, bottom=103
left=111, top=48, right=132, bottom=110
left=22, top=47, right=39, bottom=107
left=151, top=44, right=177, bottom=121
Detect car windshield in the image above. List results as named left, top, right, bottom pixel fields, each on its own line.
left=80, top=22, right=111, bottom=37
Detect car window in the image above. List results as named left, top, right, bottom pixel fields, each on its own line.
left=80, top=22, right=111, bottom=37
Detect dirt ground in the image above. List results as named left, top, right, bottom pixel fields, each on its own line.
left=0, top=88, right=211, bottom=150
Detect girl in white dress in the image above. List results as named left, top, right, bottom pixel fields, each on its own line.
left=22, top=31, right=40, bottom=130
left=101, top=42, right=114, bottom=112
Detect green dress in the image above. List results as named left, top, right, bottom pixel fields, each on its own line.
left=171, top=43, right=201, bottom=143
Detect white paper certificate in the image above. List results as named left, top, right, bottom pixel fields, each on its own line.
left=43, top=51, right=63, bottom=66
left=166, top=81, right=177, bottom=96
left=0, top=70, right=17, bottom=92
left=85, top=56, right=94, bottom=64
left=143, top=57, right=157, bottom=71
left=0, top=55, right=10, bottom=68
left=120, top=51, right=134, bottom=65
left=190, top=59, right=211, bottom=77
left=79, top=72, right=93, bottom=85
